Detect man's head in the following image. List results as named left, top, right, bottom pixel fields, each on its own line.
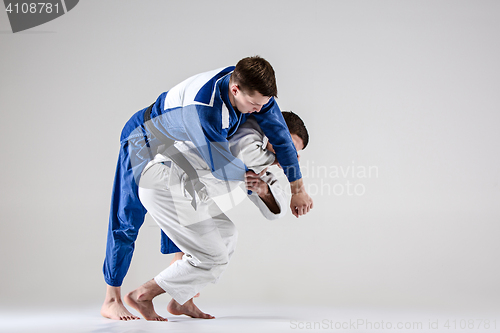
left=267, top=111, right=309, bottom=161
left=229, top=56, right=278, bottom=114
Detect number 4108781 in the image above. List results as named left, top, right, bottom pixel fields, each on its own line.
left=5, top=3, right=60, bottom=14
left=444, top=319, right=497, bottom=330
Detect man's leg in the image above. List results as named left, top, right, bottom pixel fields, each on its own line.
left=125, top=278, right=213, bottom=321
left=131, top=162, right=237, bottom=319
left=166, top=216, right=237, bottom=318
left=170, top=251, right=184, bottom=266
left=124, top=279, right=168, bottom=321
left=101, top=140, right=147, bottom=320
left=127, top=216, right=234, bottom=320
left=169, top=252, right=202, bottom=301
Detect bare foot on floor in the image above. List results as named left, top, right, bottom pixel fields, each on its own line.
left=125, top=289, right=167, bottom=321
left=167, top=298, right=214, bottom=319
left=101, top=300, right=140, bottom=321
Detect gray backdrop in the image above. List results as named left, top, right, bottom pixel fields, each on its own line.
left=1, top=0, right=499, bottom=313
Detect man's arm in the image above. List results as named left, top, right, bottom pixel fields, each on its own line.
left=252, top=100, right=301, bottom=181
left=252, top=102, right=313, bottom=217
left=245, top=169, right=287, bottom=219
left=257, top=185, right=280, bottom=214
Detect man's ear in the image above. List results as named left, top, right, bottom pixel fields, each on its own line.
left=229, top=83, right=240, bottom=97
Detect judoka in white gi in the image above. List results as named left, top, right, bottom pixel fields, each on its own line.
left=124, top=112, right=309, bottom=320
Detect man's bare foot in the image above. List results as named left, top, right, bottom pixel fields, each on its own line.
left=101, top=299, right=140, bottom=321
left=101, top=285, right=140, bottom=321
left=124, top=280, right=167, bottom=321
left=167, top=298, right=215, bottom=319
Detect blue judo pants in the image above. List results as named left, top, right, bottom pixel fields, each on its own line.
left=103, top=106, right=180, bottom=287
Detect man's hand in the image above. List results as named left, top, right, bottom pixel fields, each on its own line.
left=245, top=168, right=280, bottom=214
left=245, top=169, right=269, bottom=196
left=289, top=178, right=313, bottom=218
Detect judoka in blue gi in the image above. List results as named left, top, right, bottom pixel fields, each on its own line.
left=101, top=56, right=313, bottom=321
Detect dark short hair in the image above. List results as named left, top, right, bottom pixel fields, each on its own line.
left=282, top=111, right=309, bottom=149
left=231, top=56, right=278, bottom=97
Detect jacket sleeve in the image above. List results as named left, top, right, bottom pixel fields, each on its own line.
left=252, top=99, right=302, bottom=182
left=247, top=171, right=287, bottom=220
left=228, top=123, right=275, bottom=174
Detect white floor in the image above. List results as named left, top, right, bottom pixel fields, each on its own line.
left=1, top=303, right=498, bottom=333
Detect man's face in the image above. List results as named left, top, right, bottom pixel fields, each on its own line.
left=230, top=84, right=271, bottom=114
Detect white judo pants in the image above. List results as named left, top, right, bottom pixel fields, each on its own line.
left=138, top=160, right=238, bottom=305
